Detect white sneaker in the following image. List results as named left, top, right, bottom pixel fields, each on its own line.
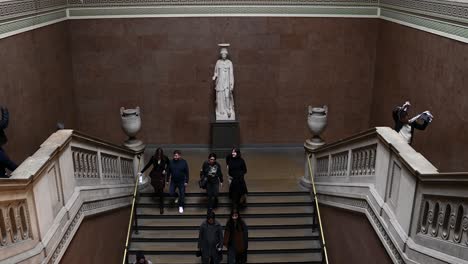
left=179, top=207, right=184, bottom=214
left=175, top=198, right=179, bottom=204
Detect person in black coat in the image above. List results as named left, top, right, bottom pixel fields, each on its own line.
left=0, top=106, right=17, bottom=178
left=200, top=153, right=223, bottom=210
left=226, top=148, right=248, bottom=208
left=223, top=208, right=248, bottom=264
left=139, top=147, right=170, bottom=214
left=198, top=210, right=223, bottom=264
left=392, top=101, right=433, bottom=145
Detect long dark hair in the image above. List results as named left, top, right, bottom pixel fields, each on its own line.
left=231, top=147, right=241, bottom=158
left=154, top=147, right=164, bottom=160
left=226, top=209, right=244, bottom=232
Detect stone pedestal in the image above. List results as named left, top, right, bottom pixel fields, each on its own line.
left=211, top=120, right=239, bottom=157
left=300, top=140, right=325, bottom=190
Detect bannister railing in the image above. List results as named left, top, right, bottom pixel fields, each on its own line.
left=0, top=130, right=138, bottom=264
left=122, top=157, right=142, bottom=264
left=306, top=154, right=329, bottom=264
left=308, top=127, right=468, bottom=264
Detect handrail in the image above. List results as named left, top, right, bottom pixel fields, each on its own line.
left=307, top=154, right=329, bottom=264
left=122, top=156, right=142, bottom=264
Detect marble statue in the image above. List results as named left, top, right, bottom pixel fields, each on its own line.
left=213, top=44, right=236, bottom=121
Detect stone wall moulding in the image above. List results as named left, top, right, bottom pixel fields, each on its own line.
left=0, top=0, right=66, bottom=22
left=2, top=0, right=468, bottom=43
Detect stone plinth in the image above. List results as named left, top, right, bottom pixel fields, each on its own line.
left=300, top=140, right=325, bottom=190
left=211, top=120, right=239, bottom=157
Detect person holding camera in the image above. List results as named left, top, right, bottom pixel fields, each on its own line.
left=200, top=153, right=223, bottom=210
left=0, top=106, right=17, bottom=178
left=198, top=210, right=223, bottom=264
left=392, top=101, right=434, bottom=145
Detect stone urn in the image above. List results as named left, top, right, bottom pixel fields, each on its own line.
left=120, top=106, right=144, bottom=152
left=306, top=105, right=328, bottom=148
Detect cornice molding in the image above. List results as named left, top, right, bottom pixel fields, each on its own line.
left=1, top=0, right=468, bottom=42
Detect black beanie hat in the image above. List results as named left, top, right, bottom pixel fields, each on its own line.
left=207, top=210, right=216, bottom=221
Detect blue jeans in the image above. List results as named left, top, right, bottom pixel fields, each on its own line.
left=170, top=181, right=185, bottom=207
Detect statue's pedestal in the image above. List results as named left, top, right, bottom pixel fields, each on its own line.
left=211, top=120, right=239, bottom=157
left=300, top=139, right=325, bottom=190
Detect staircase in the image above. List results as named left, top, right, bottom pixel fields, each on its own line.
left=128, top=191, right=323, bottom=264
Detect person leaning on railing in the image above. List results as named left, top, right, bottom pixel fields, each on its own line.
left=392, top=101, right=434, bottom=145
left=0, top=106, right=17, bottom=178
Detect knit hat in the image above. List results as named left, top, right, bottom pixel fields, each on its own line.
left=207, top=210, right=216, bottom=221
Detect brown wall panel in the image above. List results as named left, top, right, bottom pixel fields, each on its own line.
left=69, top=17, right=378, bottom=146
left=320, top=205, right=393, bottom=264
left=0, top=22, right=75, bottom=163
left=60, top=206, right=131, bottom=264
left=371, top=21, right=468, bottom=171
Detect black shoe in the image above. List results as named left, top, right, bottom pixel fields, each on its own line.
left=160, top=207, right=164, bottom=214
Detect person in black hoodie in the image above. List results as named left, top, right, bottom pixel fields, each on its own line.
left=200, top=153, right=223, bottom=210
left=226, top=148, right=248, bottom=208
left=168, top=150, right=189, bottom=214
left=139, top=147, right=170, bottom=214
left=0, top=106, right=17, bottom=178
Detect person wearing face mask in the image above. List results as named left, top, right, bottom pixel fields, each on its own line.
left=200, top=153, right=224, bottom=210
left=226, top=148, right=248, bottom=208
left=223, top=209, right=248, bottom=264
left=198, top=210, right=223, bottom=264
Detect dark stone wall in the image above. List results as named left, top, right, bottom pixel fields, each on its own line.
left=59, top=206, right=131, bottom=264
left=0, top=22, right=76, bottom=163
left=320, top=204, right=393, bottom=264
left=68, top=17, right=379, bottom=146
left=371, top=20, right=468, bottom=171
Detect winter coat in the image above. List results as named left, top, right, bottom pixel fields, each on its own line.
left=198, top=220, right=223, bottom=262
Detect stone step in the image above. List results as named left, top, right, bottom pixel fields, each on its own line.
left=137, top=194, right=312, bottom=205
left=136, top=205, right=314, bottom=216
left=132, top=228, right=318, bottom=240
left=139, top=191, right=310, bottom=197
left=137, top=217, right=314, bottom=228
left=127, top=252, right=322, bottom=264
left=129, top=240, right=321, bottom=253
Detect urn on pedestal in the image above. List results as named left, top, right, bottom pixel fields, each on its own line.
left=120, top=106, right=145, bottom=152
left=301, top=105, right=328, bottom=190
left=306, top=105, right=328, bottom=148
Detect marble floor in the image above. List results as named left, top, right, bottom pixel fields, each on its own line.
left=142, top=147, right=306, bottom=192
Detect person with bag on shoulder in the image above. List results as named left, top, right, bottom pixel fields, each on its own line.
left=223, top=208, right=248, bottom=264
left=198, top=210, right=223, bottom=264
left=200, top=153, right=223, bottom=210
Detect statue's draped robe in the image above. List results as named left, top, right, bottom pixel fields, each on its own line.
left=214, top=59, right=235, bottom=120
